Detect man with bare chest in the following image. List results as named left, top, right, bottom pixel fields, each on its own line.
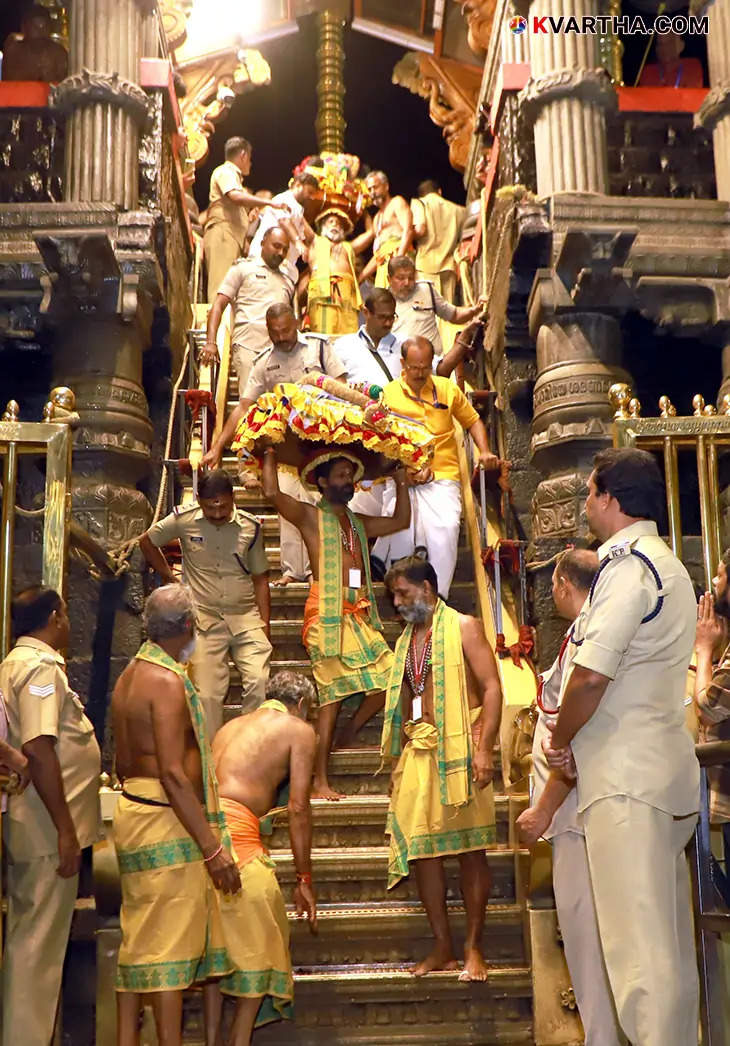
left=111, top=585, right=240, bottom=1046
left=203, top=671, right=317, bottom=1045
left=262, top=447, right=410, bottom=799
left=381, top=556, right=502, bottom=981
left=356, top=171, right=413, bottom=288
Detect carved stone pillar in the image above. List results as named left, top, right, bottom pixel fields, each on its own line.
left=520, top=0, right=615, bottom=196
left=52, top=0, right=150, bottom=208
left=696, top=0, right=730, bottom=200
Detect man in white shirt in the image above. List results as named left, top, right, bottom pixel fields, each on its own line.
left=334, top=288, right=403, bottom=386
left=248, top=173, right=319, bottom=283
left=389, top=256, right=483, bottom=356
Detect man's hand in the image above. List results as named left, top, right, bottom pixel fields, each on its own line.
left=199, top=343, right=220, bottom=367
left=205, top=847, right=242, bottom=895
left=202, top=444, right=223, bottom=470
left=478, top=450, right=499, bottom=472
left=516, top=804, right=552, bottom=847
left=409, top=466, right=433, bottom=486
left=541, top=731, right=577, bottom=779
left=472, top=747, right=495, bottom=789
left=294, top=881, right=318, bottom=934
left=57, top=827, right=82, bottom=878
left=696, top=592, right=726, bottom=655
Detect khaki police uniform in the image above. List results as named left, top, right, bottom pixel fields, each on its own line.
left=203, top=160, right=249, bottom=302
left=568, top=520, right=700, bottom=1046
left=243, top=337, right=347, bottom=583
left=217, top=257, right=295, bottom=396
left=532, top=631, right=623, bottom=1046
left=391, top=280, right=458, bottom=356
left=410, top=192, right=464, bottom=302
left=147, top=505, right=272, bottom=737
left=0, top=637, right=101, bottom=1046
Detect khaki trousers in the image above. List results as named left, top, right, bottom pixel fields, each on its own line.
left=231, top=344, right=259, bottom=398
left=552, top=831, right=625, bottom=1046
left=3, top=854, right=78, bottom=1046
left=190, top=618, right=272, bottom=738
left=203, top=223, right=244, bottom=302
left=278, top=469, right=317, bottom=581
left=583, top=796, right=699, bottom=1046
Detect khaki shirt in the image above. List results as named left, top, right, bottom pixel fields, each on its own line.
left=411, top=192, right=464, bottom=277
left=148, top=506, right=268, bottom=632
left=206, top=160, right=248, bottom=244
left=243, top=337, right=346, bottom=401
left=392, top=281, right=457, bottom=356
left=218, top=256, right=295, bottom=354
left=531, top=624, right=582, bottom=840
left=0, top=637, right=102, bottom=860
left=569, top=520, right=700, bottom=817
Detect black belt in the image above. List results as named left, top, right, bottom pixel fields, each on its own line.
left=121, top=789, right=171, bottom=808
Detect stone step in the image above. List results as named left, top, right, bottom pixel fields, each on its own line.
left=271, top=846, right=525, bottom=905
left=180, top=965, right=532, bottom=1045
left=285, top=900, right=525, bottom=966
left=268, top=794, right=520, bottom=849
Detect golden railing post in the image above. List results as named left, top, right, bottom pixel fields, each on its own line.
left=696, top=435, right=715, bottom=590
left=663, top=436, right=682, bottom=559
left=1, top=442, right=19, bottom=659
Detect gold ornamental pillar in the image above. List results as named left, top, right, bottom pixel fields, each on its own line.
left=315, top=10, right=346, bottom=154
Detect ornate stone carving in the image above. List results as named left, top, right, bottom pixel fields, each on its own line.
left=520, top=67, right=617, bottom=119
left=177, top=48, right=271, bottom=167
left=636, top=276, right=727, bottom=332
left=392, top=53, right=482, bottom=172
left=51, top=69, right=152, bottom=126
left=531, top=416, right=611, bottom=452
left=531, top=472, right=590, bottom=538
left=71, top=481, right=151, bottom=547
left=695, top=82, right=730, bottom=132
left=452, top=0, right=499, bottom=55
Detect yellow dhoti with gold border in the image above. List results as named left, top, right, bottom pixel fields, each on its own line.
left=214, top=795, right=293, bottom=1028
left=374, top=235, right=402, bottom=288
left=381, top=600, right=496, bottom=890
left=307, top=235, right=362, bottom=337
left=301, top=506, right=393, bottom=706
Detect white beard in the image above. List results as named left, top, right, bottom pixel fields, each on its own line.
left=323, top=228, right=345, bottom=243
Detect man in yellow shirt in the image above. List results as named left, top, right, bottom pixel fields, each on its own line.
left=371, top=337, right=497, bottom=598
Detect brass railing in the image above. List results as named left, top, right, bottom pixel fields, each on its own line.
left=0, top=391, right=75, bottom=658
left=610, top=382, right=730, bottom=589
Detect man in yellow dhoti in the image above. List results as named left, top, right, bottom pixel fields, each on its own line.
left=382, top=556, right=502, bottom=980
left=355, top=171, right=413, bottom=289
left=111, top=585, right=241, bottom=1045
left=306, top=207, right=362, bottom=337
left=205, top=670, right=318, bottom=1045
left=262, top=447, right=411, bottom=799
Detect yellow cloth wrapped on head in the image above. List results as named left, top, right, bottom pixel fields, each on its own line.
left=381, top=601, right=496, bottom=890
left=214, top=798, right=293, bottom=1028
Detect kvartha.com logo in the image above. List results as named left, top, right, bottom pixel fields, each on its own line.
left=511, top=13, right=708, bottom=34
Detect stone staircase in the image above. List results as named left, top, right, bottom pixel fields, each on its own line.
left=177, top=443, right=534, bottom=1044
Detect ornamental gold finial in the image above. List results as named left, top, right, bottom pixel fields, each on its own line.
left=2, top=400, right=19, bottom=422
left=609, top=382, right=632, bottom=420
left=43, top=386, right=78, bottom=424
left=628, top=397, right=641, bottom=418
left=658, top=395, right=676, bottom=417
left=693, top=394, right=706, bottom=417
left=721, top=394, right=730, bottom=416
left=704, top=403, right=718, bottom=416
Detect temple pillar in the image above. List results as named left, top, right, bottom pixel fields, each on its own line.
left=696, top=0, right=730, bottom=200
left=52, top=0, right=151, bottom=208
left=521, top=0, right=614, bottom=196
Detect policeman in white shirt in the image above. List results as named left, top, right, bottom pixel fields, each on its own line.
left=544, top=447, right=700, bottom=1046
left=389, top=256, right=483, bottom=356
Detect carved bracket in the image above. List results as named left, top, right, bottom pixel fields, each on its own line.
left=51, top=69, right=152, bottom=127
left=695, top=82, right=730, bottom=132
left=34, top=232, right=141, bottom=321
left=519, top=67, right=617, bottom=120
left=636, top=276, right=730, bottom=333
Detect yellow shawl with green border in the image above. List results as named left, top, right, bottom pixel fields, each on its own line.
left=317, top=502, right=383, bottom=657
left=381, top=600, right=475, bottom=808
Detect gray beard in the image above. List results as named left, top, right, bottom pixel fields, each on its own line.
left=398, top=599, right=431, bottom=624
left=323, top=229, right=344, bottom=243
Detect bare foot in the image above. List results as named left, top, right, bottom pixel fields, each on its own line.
left=459, top=947, right=489, bottom=982
left=412, top=945, right=458, bottom=977
left=272, top=574, right=296, bottom=587
left=311, top=779, right=344, bottom=801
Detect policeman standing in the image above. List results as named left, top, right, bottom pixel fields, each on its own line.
left=544, top=447, right=700, bottom=1046
left=139, top=469, right=272, bottom=738
left=204, top=303, right=347, bottom=586
left=0, top=588, right=102, bottom=1046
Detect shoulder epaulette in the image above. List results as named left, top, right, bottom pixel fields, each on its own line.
left=172, top=504, right=198, bottom=517
left=253, top=346, right=272, bottom=363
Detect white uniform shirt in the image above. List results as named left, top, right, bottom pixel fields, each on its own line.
left=335, top=327, right=404, bottom=385
left=570, top=520, right=700, bottom=817
left=392, top=280, right=457, bottom=356
left=248, top=188, right=305, bottom=282
left=217, top=256, right=295, bottom=353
